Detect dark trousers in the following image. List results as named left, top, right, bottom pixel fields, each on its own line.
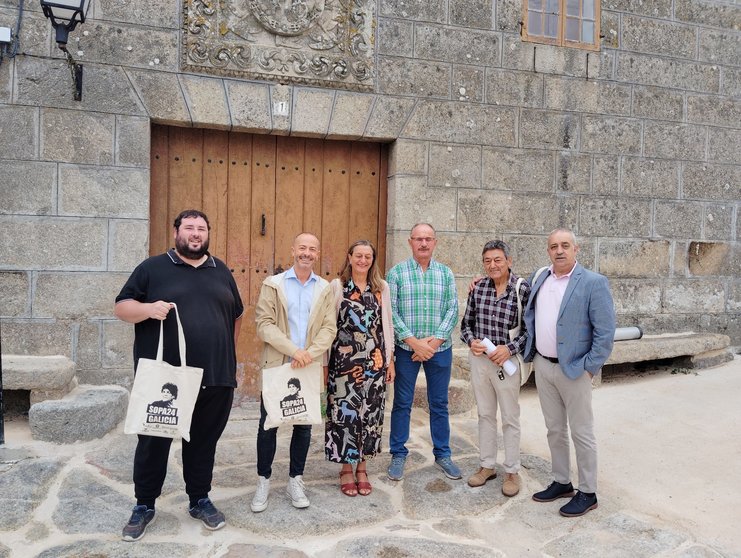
left=256, top=396, right=312, bottom=478
left=134, top=386, right=234, bottom=507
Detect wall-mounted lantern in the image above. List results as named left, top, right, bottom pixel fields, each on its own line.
left=40, top=0, right=91, bottom=101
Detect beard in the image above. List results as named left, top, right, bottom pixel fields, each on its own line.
left=176, top=234, right=209, bottom=260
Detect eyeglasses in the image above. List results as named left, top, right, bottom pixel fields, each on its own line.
left=410, top=237, right=436, bottom=243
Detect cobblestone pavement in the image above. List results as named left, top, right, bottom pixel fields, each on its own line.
left=1, top=358, right=740, bottom=557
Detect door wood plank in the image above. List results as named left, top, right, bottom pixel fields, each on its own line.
left=377, top=143, right=389, bottom=273
left=321, top=141, right=352, bottom=281
left=349, top=142, right=381, bottom=249
left=168, top=127, right=203, bottom=227
left=202, top=129, right=230, bottom=259
left=226, top=133, right=259, bottom=402
left=250, top=135, right=277, bottom=306
left=303, top=139, right=324, bottom=275
left=275, top=136, right=306, bottom=273
left=149, top=125, right=170, bottom=256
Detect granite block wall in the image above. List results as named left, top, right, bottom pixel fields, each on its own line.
left=0, top=0, right=738, bottom=387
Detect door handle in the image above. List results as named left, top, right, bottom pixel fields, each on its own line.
left=260, top=214, right=266, bottom=236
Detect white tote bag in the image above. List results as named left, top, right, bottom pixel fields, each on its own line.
left=261, top=361, right=323, bottom=430
left=124, top=304, right=204, bottom=441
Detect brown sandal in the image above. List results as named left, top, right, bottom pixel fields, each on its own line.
left=356, top=470, right=372, bottom=496
left=340, top=471, right=357, bottom=497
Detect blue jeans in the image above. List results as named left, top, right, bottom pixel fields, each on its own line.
left=389, top=346, right=452, bottom=459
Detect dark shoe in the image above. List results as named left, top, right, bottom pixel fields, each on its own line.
left=559, top=491, right=598, bottom=517
left=532, top=481, right=575, bottom=502
left=121, top=505, right=155, bottom=542
left=189, top=497, right=226, bottom=530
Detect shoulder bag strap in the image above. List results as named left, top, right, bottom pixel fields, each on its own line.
left=515, top=277, right=524, bottom=328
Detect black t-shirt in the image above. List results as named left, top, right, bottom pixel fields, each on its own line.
left=115, top=249, right=244, bottom=387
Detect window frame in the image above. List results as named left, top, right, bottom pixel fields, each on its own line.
left=522, top=0, right=601, bottom=52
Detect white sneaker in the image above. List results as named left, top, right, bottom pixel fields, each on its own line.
left=286, top=475, right=310, bottom=509
left=251, top=476, right=270, bottom=513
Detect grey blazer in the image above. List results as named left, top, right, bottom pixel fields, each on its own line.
left=523, top=263, right=616, bottom=379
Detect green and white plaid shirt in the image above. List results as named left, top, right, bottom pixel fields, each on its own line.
left=386, top=257, right=459, bottom=352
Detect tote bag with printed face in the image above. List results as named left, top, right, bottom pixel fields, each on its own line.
left=261, top=361, right=323, bottom=430
left=124, top=304, right=203, bottom=441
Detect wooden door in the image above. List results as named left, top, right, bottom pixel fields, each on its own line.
left=150, top=126, right=388, bottom=402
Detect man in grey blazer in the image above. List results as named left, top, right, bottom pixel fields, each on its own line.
left=524, top=229, right=615, bottom=517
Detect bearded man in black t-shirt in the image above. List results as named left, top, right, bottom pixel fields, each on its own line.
left=115, top=209, right=243, bottom=542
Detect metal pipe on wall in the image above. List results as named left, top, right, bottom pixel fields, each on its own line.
left=614, top=326, right=643, bottom=342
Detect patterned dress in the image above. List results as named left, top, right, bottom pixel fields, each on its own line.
left=325, top=280, right=388, bottom=464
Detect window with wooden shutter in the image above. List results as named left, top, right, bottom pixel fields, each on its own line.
left=522, top=0, right=600, bottom=51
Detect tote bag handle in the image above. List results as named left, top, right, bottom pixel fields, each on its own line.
left=155, top=303, right=187, bottom=366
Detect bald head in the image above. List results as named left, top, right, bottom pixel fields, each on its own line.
left=292, top=232, right=320, bottom=277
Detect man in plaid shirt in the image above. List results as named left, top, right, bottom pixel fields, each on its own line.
left=461, top=240, right=530, bottom=496
left=386, top=223, right=461, bottom=482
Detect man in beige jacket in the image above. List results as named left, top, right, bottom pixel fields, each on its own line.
left=251, top=232, right=337, bottom=512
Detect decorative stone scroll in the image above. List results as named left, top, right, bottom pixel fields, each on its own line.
left=182, top=0, right=376, bottom=91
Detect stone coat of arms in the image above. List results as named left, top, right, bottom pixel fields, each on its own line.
left=182, top=0, right=375, bottom=91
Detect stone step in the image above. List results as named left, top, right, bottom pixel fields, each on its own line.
left=413, top=374, right=474, bottom=415
left=3, top=354, right=77, bottom=404
left=452, top=348, right=471, bottom=381
left=607, top=332, right=732, bottom=368
left=453, top=333, right=732, bottom=377
left=28, top=385, right=129, bottom=444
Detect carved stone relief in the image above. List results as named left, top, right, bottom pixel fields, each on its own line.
left=182, top=0, right=376, bottom=91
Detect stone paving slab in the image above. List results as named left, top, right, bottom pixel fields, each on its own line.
left=35, top=541, right=197, bottom=557
left=543, top=512, right=687, bottom=557
left=223, top=545, right=308, bottom=557
left=53, top=469, right=145, bottom=535
left=0, top=457, right=63, bottom=530
left=85, top=434, right=185, bottom=496
left=223, top=480, right=397, bottom=538
left=0, top=385, right=739, bottom=557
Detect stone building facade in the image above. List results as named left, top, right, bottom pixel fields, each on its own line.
left=0, top=0, right=739, bottom=392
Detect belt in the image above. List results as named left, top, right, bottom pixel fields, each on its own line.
left=539, top=353, right=559, bottom=364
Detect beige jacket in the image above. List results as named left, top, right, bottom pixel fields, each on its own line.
left=329, top=278, right=395, bottom=364
left=255, top=270, right=337, bottom=388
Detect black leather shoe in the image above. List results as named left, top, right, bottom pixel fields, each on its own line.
left=532, top=481, right=575, bottom=502
left=559, top=491, right=598, bottom=517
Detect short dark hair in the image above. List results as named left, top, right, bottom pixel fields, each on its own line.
left=482, top=239, right=511, bottom=259
left=174, top=210, right=210, bottom=231
left=288, top=377, right=301, bottom=390
left=161, top=382, right=178, bottom=399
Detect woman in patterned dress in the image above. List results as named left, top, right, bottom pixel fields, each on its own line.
left=325, top=240, right=395, bottom=496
